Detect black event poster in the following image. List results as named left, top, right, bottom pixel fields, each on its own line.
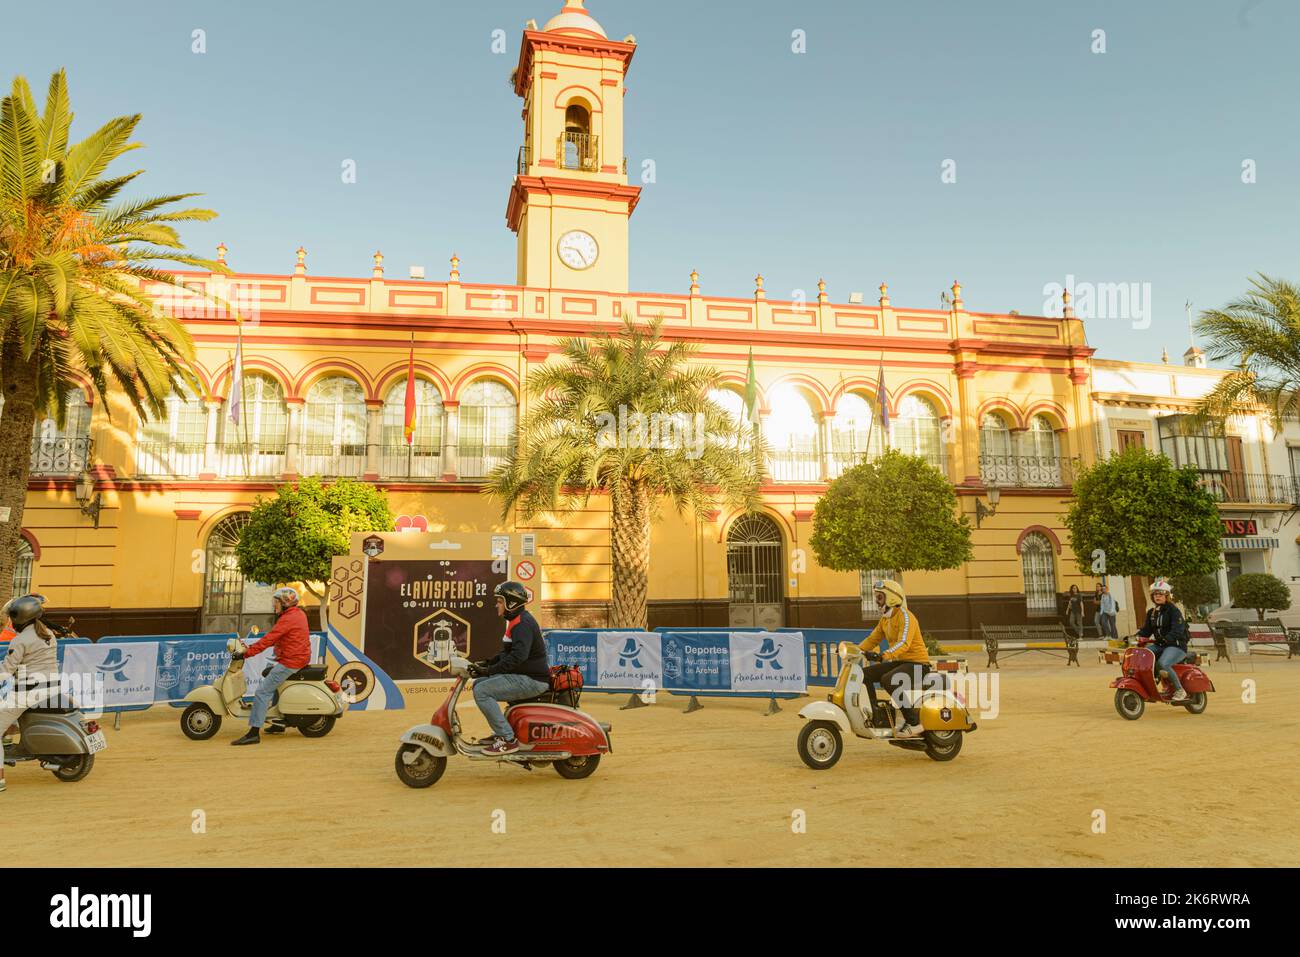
left=363, top=559, right=507, bottom=681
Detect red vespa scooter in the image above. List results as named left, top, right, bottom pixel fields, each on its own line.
left=1110, top=637, right=1214, bottom=720
left=395, top=637, right=611, bottom=787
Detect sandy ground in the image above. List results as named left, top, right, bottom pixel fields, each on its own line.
left=8, top=654, right=1299, bottom=867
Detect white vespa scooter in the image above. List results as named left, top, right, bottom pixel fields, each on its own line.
left=179, top=632, right=345, bottom=740
left=797, top=643, right=977, bottom=766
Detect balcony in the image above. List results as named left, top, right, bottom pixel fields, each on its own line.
left=556, top=131, right=599, bottom=172
left=769, top=449, right=821, bottom=483
left=218, top=444, right=286, bottom=478
left=458, top=445, right=512, bottom=481
left=979, top=454, right=1073, bottom=488
left=30, top=436, right=92, bottom=476
left=1196, top=471, right=1299, bottom=506
left=517, top=145, right=530, bottom=175
left=136, top=441, right=206, bottom=478
left=381, top=445, right=442, bottom=480
left=299, top=444, right=365, bottom=478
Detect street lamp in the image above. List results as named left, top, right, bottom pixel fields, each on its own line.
left=74, top=470, right=102, bottom=529
left=975, top=482, right=1000, bottom=528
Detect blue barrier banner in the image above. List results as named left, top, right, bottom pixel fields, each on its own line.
left=729, top=631, right=807, bottom=692
left=661, top=631, right=728, bottom=691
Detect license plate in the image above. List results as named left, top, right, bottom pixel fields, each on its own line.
left=86, top=731, right=108, bottom=754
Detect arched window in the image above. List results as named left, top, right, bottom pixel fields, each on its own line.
left=301, top=376, right=367, bottom=476
left=831, top=393, right=877, bottom=476
left=726, top=513, right=784, bottom=628
left=13, top=537, right=34, bottom=597
left=558, top=100, right=598, bottom=171
left=892, top=395, right=944, bottom=472
left=220, top=373, right=289, bottom=477
left=1022, top=415, right=1063, bottom=486
left=765, top=385, right=821, bottom=482
left=137, top=386, right=207, bottom=477
left=30, top=389, right=92, bottom=476
left=979, top=411, right=1014, bottom=485
left=200, top=513, right=275, bottom=634
left=382, top=379, right=445, bottom=478
left=1020, top=531, right=1058, bottom=616
left=458, top=380, right=517, bottom=479
left=708, top=388, right=750, bottom=448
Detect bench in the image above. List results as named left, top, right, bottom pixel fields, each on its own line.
left=1213, top=618, right=1299, bottom=658
left=980, top=623, right=1079, bottom=669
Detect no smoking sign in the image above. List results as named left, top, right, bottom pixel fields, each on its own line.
left=515, top=560, right=536, bottom=581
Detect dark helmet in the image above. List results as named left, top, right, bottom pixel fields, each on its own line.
left=8, top=594, right=46, bottom=629
left=494, top=581, right=530, bottom=618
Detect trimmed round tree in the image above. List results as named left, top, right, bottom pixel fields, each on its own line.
left=1169, top=573, right=1222, bottom=621
left=809, top=449, right=973, bottom=652
left=1229, top=573, right=1292, bottom=621
left=235, top=477, right=394, bottom=631
left=1062, top=447, right=1222, bottom=581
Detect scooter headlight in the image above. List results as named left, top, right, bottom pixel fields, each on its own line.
left=837, top=641, right=852, bottom=659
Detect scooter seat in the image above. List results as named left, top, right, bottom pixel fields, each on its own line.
left=27, top=705, right=78, bottom=714
left=287, top=665, right=328, bottom=681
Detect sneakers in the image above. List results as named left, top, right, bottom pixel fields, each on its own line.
left=483, top=737, right=520, bottom=756
left=0, top=775, right=6, bottom=793
left=1171, top=689, right=1188, bottom=702
left=231, top=728, right=261, bottom=746
left=897, top=723, right=925, bottom=738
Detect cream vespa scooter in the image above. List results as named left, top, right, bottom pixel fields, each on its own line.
left=797, top=642, right=977, bottom=766
left=180, top=632, right=345, bottom=740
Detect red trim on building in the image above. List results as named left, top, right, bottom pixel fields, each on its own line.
left=19, top=528, right=40, bottom=560
left=1016, top=524, right=1063, bottom=555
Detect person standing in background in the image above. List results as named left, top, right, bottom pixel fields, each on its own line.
left=1065, top=584, right=1085, bottom=641
left=1098, top=583, right=1118, bottom=640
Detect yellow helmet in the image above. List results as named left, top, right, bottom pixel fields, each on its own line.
left=873, top=579, right=906, bottom=608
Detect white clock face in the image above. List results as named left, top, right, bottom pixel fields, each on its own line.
left=557, top=230, right=599, bottom=270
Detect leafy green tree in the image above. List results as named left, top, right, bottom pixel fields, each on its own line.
left=809, top=449, right=974, bottom=580
left=1062, top=448, right=1221, bottom=579
left=487, top=317, right=766, bottom=628
left=1169, top=573, right=1221, bottom=622
left=1192, top=274, right=1300, bottom=423
left=0, top=70, right=220, bottom=599
left=235, top=478, right=394, bottom=627
left=1229, top=573, right=1292, bottom=621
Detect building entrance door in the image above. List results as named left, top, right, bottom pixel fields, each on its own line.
left=726, top=514, right=784, bottom=629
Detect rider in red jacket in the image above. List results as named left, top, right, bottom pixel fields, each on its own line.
left=232, top=587, right=311, bottom=746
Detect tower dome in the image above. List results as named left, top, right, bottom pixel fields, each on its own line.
left=543, top=0, right=607, bottom=39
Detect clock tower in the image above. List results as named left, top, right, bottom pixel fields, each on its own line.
left=506, top=1, right=641, bottom=294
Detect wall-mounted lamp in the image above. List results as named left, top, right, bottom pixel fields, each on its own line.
left=975, top=483, right=1001, bottom=528
left=74, top=470, right=102, bottom=529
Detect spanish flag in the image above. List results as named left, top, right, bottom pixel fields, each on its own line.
left=403, top=334, right=416, bottom=445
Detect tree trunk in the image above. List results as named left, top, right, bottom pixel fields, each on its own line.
left=609, top=479, right=650, bottom=628
left=0, top=345, right=40, bottom=604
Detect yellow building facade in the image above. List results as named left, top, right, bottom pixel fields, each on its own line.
left=17, top=2, right=1106, bottom=642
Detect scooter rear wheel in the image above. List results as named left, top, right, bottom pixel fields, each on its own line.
left=554, top=754, right=601, bottom=779
left=923, top=730, right=963, bottom=762
left=297, top=716, right=336, bottom=738
left=181, top=703, right=222, bottom=740
left=1114, top=689, right=1145, bottom=720
left=395, top=744, right=446, bottom=788
left=797, top=721, right=843, bottom=770
left=1182, top=691, right=1208, bottom=714
left=52, top=754, right=94, bottom=782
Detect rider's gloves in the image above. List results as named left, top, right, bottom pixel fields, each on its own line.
left=466, top=663, right=483, bottom=678
left=864, top=650, right=882, bottom=662
left=231, top=652, right=245, bottom=661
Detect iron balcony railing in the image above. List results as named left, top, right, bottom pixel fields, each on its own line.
left=768, top=448, right=821, bottom=483
left=1196, top=470, right=1300, bottom=506
left=218, top=444, right=287, bottom=478
left=381, top=445, right=443, bottom=480
left=979, top=454, right=1074, bottom=488
left=556, top=131, right=599, bottom=171
left=458, top=445, right=512, bottom=481
left=517, top=145, right=530, bottom=175
left=298, top=444, right=366, bottom=478
left=135, top=441, right=206, bottom=478
left=30, top=436, right=92, bottom=476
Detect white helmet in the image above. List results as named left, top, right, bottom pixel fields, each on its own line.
left=273, top=586, right=300, bottom=608
left=1149, top=578, right=1173, bottom=597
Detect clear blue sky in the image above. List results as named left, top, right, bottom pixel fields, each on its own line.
left=3, top=0, right=1296, bottom=363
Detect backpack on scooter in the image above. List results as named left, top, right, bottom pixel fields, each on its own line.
left=549, top=665, right=584, bottom=708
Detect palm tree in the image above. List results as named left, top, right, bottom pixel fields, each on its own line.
left=0, top=70, right=219, bottom=599
left=487, top=317, right=768, bottom=628
left=1193, top=274, right=1300, bottom=423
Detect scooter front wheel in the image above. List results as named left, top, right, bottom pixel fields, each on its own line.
left=395, top=744, right=447, bottom=788
left=181, top=703, right=222, bottom=740
left=1114, top=689, right=1145, bottom=720
left=797, top=721, right=843, bottom=770
left=554, top=754, right=601, bottom=779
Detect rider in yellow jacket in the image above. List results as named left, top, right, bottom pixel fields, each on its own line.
left=858, top=580, right=931, bottom=736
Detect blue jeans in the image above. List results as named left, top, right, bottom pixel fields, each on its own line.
left=1156, top=646, right=1186, bottom=693
left=472, top=673, right=549, bottom=741
left=250, top=662, right=295, bottom=728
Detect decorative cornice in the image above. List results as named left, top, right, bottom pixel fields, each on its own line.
left=506, top=175, right=642, bottom=233
left=513, top=30, right=637, bottom=99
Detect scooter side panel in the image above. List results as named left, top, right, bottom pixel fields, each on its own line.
left=1175, top=666, right=1214, bottom=693
left=18, top=714, right=87, bottom=755
left=917, top=693, right=975, bottom=731
left=508, top=704, right=609, bottom=753
left=278, top=682, right=342, bottom=716
left=400, top=724, right=453, bottom=757
left=797, top=700, right=852, bottom=733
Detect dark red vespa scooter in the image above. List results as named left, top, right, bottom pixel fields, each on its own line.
left=395, top=638, right=611, bottom=787
left=1110, top=637, right=1215, bottom=720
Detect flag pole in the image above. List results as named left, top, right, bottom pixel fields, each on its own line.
left=235, top=315, right=251, bottom=479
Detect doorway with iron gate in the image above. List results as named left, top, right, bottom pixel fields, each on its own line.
left=201, top=513, right=276, bottom=635
left=726, top=513, right=785, bottom=629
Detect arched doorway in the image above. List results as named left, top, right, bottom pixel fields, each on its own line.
left=726, top=513, right=784, bottom=628
left=201, top=513, right=275, bottom=634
